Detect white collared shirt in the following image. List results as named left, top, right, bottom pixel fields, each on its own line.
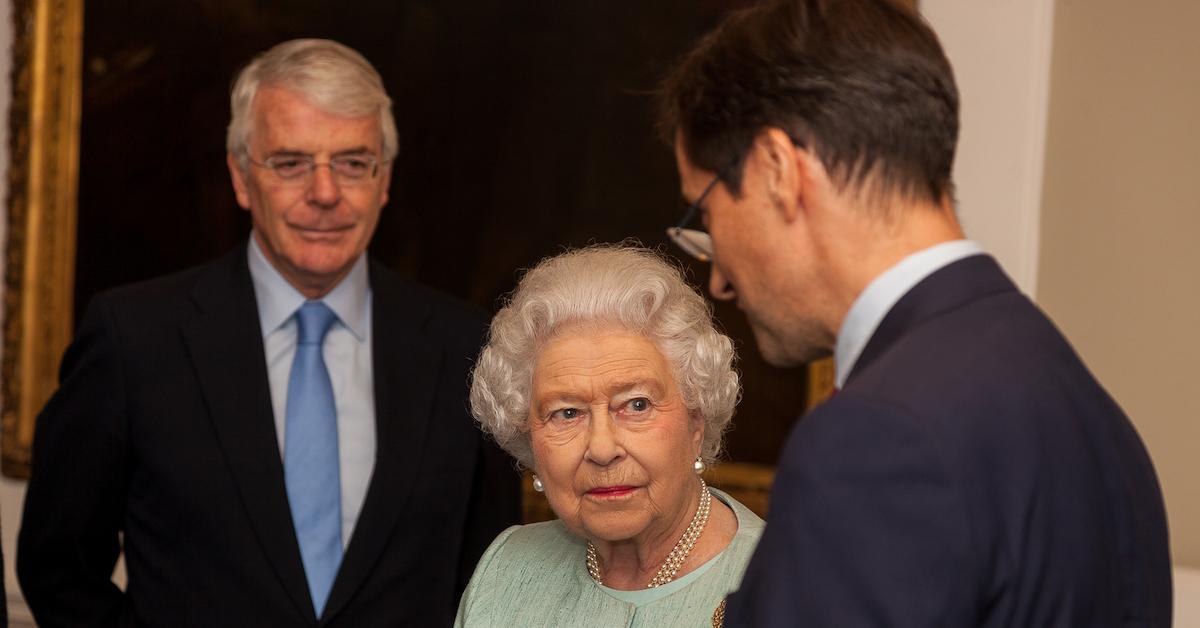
left=248, top=235, right=376, bottom=550
left=834, top=240, right=986, bottom=388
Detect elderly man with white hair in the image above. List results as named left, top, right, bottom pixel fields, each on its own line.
left=18, top=39, right=520, bottom=628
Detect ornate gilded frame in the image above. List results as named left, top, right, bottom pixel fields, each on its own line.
left=2, top=0, right=84, bottom=478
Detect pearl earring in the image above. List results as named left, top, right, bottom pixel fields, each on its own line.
left=532, top=474, right=545, bottom=492
left=693, top=457, right=705, bottom=475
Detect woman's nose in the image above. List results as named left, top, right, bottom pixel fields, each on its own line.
left=583, top=411, right=624, bottom=466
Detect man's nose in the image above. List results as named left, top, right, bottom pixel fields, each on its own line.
left=307, top=164, right=342, bottom=207
left=708, top=264, right=737, bottom=301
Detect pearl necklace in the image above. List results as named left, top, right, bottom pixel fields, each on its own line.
left=585, top=477, right=712, bottom=588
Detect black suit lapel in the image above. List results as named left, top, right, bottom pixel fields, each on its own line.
left=179, top=248, right=316, bottom=622
left=846, top=254, right=1017, bottom=387
left=322, top=262, right=442, bottom=622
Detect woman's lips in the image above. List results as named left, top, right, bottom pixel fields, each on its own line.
left=586, top=486, right=637, bottom=498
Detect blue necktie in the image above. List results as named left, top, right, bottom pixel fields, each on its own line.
left=284, top=301, right=342, bottom=618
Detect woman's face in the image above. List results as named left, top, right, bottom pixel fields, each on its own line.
left=528, top=327, right=703, bottom=545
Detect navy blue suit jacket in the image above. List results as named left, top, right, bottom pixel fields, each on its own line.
left=726, top=255, right=1171, bottom=627
left=18, top=246, right=521, bottom=627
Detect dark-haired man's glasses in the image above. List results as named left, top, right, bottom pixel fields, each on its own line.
left=248, top=153, right=381, bottom=186
left=666, top=175, right=720, bottom=262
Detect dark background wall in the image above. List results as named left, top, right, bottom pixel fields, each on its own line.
left=75, top=0, right=809, bottom=465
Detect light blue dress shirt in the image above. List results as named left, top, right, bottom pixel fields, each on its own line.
left=834, top=239, right=985, bottom=388
left=248, top=235, right=376, bottom=550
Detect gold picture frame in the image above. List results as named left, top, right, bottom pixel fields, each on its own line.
left=2, top=0, right=84, bottom=478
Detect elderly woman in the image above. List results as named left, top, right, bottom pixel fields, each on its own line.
left=456, top=245, right=763, bottom=627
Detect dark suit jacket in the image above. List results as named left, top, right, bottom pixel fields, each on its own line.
left=726, top=255, right=1172, bottom=627
left=17, top=245, right=520, bottom=627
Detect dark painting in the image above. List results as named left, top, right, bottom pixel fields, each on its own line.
left=76, top=0, right=808, bottom=465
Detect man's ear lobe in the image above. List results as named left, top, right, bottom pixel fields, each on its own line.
left=378, top=162, right=394, bottom=207
left=790, top=147, right=835, bottom=218
left=227, top=152, right=252, bottom=210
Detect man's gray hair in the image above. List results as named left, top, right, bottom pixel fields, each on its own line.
left=226, top=38, right=398, bottom=167
left=470, top=244, right=740, bottom=468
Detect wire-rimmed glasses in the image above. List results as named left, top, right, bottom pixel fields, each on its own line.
left=248, top=153, right=382, bottom=185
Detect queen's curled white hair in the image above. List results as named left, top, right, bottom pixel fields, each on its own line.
left=470, top=244, right=740, bottom=468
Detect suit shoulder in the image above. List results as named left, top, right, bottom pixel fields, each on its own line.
left=369, top=262, right=489, bottom=331
left=852, top=293, right=1083, bottom=407
left=413, top=281, right=488, bottom=328
left=83, top=256, right=231, bottom=322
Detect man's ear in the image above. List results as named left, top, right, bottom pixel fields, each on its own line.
left=377, top=161, right=393, bottom=207
left=753, top=127, right=807, bottom=223
left=227, top=152, right=252, bottom=210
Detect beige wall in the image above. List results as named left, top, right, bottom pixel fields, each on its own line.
left=1038, top=0, right=1200, bottom=567
left=923, top=0, right=1054, bottom=295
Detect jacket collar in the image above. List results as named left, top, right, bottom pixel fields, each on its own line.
left=845, top=254, right=1018, bottom=388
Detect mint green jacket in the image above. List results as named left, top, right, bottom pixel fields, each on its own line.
left=455, top=490, right=764, bottom=627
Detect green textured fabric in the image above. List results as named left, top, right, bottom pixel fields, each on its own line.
left=455, top=489, right=764, bottom=628
left=596, top=541, right=723, bottom=606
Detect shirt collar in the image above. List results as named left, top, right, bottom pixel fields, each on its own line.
left=247, top=234, right=371, bottom=341
left=834, top=239, right=985, bottom=388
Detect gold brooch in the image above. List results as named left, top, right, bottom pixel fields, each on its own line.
left=711, top=598, right=726, bottom=627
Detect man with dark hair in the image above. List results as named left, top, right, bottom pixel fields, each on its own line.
left=18, top=39, right=520, bottom=627
left=661, top=1, right=1172, bottom=625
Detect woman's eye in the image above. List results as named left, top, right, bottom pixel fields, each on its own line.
left=550, top=407, right=581, bottom=421
left=626, top=398, right=651, bottom=413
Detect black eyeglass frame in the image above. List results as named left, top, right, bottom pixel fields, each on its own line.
left=665, top=174, right=722, bottom=262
